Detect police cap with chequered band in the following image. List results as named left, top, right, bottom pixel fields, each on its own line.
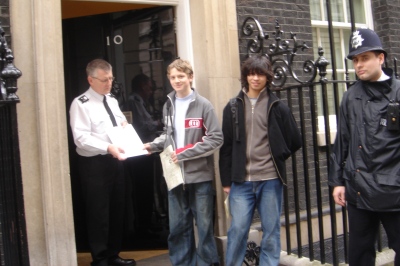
left=347, top=28, right=387, bottom=60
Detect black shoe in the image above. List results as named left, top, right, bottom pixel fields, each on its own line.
left=108, top=256, right=136, bottom=266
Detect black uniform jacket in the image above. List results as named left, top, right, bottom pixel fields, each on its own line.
left=329, top=68, right=400, bottom=211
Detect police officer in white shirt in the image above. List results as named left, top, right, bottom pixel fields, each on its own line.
left=69, top=59, right=135, bottom=266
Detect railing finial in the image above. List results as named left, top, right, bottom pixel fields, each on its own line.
left=1, top=48, right=22, bottom=101
left=315, top=47, right=330, bottom=82
left=0, top=24, right=21, bottom=102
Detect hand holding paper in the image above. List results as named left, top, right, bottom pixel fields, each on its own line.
left=107, top=124, right=148, bottom=159
left=160, top=145, right=184, bottom=190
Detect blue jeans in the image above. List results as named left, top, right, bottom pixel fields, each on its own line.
left=168, top=181, right=220, bottom=266
left=226, top=180, right=283, bottom=266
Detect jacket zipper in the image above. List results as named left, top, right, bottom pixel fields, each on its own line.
left=167, top=96, right=185, bottom=189
left=168, top=95, right=196, bottom=190
left=248, top=100, right=256, bottom=179
left=180, top=98, right=195, bottom=190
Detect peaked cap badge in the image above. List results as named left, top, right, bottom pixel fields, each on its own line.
left=351, top=31, right=364, bottom=49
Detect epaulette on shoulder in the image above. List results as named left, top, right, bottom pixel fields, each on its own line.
left=78, top=95, right=89, bottom=103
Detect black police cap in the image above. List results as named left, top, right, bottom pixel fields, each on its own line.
left=347, top=28, right=387, bottom=60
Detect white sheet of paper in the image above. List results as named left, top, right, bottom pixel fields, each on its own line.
left=160, top=145, right=184, bottom=191
left=107, top=124, right=148, bottom=159
left=224, top=195, right=230, bottom=218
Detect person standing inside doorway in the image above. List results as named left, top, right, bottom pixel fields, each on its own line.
left=144, top=58, right=222, bottom=266
left=219, top=55, right=302, bottom=266
left=69, top=59, right=136, bottom=266
left=329, top=28, right=400, bottom=266
left=124, top=73, right=164, bottom=236
left=125, top=73, right=163, bottom=143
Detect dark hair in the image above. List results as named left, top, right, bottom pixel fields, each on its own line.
left=240, top=55, right=273, bottom=89
left=131, top=74, right=151, bottom=93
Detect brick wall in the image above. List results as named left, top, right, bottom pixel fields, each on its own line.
left=236, top=0, right=314, bottom=62
left=372, top=0, right=400, bottom=65
left=235, top=0, right=400, bottom=218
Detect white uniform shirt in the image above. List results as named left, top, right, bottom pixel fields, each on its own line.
left=69, top=87, right=127, bottom=157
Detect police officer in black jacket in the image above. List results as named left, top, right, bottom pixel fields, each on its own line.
left=329, top=29, right=400, bottom=266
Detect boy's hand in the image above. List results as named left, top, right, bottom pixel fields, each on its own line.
left=143, top=143, right=152, bottom=155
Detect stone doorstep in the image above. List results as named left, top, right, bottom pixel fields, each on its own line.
left=215, top=229, right=395, bottom=266
left=280, top=249, right=394, bottom=266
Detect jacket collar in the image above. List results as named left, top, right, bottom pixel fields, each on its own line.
left=237, top=86, right=279, bottom=105
left=357, top=68, right=398, bottom=101
left=167, top=88, right=197, bottom=102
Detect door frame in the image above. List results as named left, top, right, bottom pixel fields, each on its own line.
left=11, top=0, right=240, bottom=264
left=62, top=5, right=179, bottom=250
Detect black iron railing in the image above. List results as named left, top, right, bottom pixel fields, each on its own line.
left=240, top=17, right=393, bottom=266
left=0, top=23, right=29, bottom=266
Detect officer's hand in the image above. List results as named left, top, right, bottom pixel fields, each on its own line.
left=107, top=144, right=126, bottom=161
left=332, top=186, right=346, bottom=207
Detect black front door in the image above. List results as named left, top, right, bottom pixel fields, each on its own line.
left=63, top=6, right=177, bottom=251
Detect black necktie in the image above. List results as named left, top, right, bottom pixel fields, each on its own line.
left=103, top=95, right=117, bottom=127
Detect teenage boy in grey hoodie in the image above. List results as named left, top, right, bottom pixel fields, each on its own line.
left=144, top=58, right=222, bottom=266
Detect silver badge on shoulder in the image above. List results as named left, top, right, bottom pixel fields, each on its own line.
left=78, top=95, right=89, bottom=103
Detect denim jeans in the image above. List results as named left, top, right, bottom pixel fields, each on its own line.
left=168, top=181, right=220, bottom=266
left=226, top=179, right=283, bottom=266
